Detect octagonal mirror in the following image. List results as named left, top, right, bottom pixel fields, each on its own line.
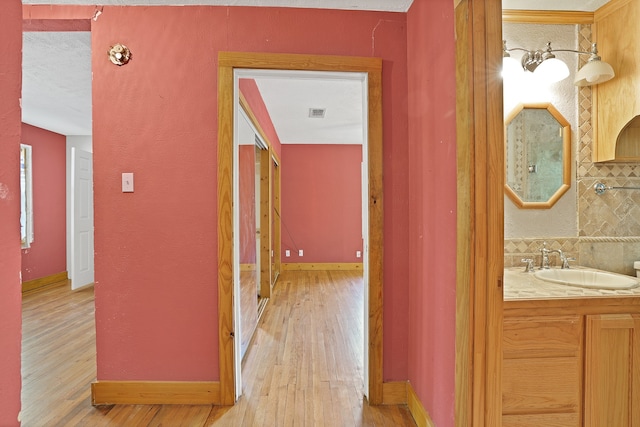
left=505, top=103, right=571, bottom=209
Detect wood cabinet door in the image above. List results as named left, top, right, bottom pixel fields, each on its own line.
left=502, top=315, right=583, bottom=425
left=585, top=314, right=640, bottom=427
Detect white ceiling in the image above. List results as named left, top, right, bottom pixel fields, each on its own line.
left=22, top=31, right=92, bottom=135
left=21, top=0, right=610, bottom=140
left=253, top=73, right=365, bottom=145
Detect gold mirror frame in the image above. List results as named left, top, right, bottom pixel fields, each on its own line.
left=504, top=102, right=571, bottom=209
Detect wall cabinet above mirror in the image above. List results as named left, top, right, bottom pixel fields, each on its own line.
left=593, top=0, right=640, bottom=162
left=505, top=103, right=571, bottom=209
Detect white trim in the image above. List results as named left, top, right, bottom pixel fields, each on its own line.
left=360, top=73, right=370, bottom=399
left=20, top=144, right=34, bottom=249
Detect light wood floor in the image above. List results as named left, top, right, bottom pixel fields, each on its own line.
left=21, top=270, right=416, bottom=426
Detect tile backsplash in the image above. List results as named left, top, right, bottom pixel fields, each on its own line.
left=505, top=237, right=640, bottom=276
left=505, top=24, right=640, bottom=276
left=504, top=238, right=579, bottom=270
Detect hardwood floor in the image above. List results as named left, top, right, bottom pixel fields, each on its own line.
left=21, top=271, right=415, bottom=426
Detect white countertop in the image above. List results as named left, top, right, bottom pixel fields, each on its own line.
left=504, top=266, right=640, bottom=301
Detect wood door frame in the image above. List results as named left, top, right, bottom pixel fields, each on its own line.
left=454, top=0, right=504, bottom=425
left=217, top=52, right=384, bottom=406
left=270, top=152, right=281, bottom=287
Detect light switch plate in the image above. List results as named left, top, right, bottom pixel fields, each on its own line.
left=122, top=172, right=134, bottom=192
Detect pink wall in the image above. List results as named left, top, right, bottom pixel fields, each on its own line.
left=21, top=124, right=67, bottom=282
left=91, top=6, right=409, bottom=382
left=239, top=78, right=282, bottom=160
left=0, top=1, right=22, bottom=424
left=239, top=81, right=363, bottom=263
left=0, top=3, right=460, bottom=420
left=407, top=0, right=457, bottom=425
left=281, top=144, right=362, bottom=263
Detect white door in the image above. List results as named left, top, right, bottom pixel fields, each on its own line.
left=70, top=147, right=94, bottom=290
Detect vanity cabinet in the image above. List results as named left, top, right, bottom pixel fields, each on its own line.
left=584, top=314, right=640, bottom=426
left=502, top=300, right=640, bottom=426
left=502, top=315, right=583, bottom=426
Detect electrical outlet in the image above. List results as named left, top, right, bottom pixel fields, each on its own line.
left=285, top=250, right=290, bottom=257
left=356, top=250, right=361, bottom=258
left=298, top=249, right=304, bottom=257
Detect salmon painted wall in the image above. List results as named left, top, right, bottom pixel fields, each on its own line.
left=0, top=1, right=22, bottom=424
left=91, top=6, right=409, bottom=382
left=281, top=144, right=362, bottom=263
left=21, top=124, right=67, bottom=282
left=407, top=0, right=457, bottom=425
left=239, top=78, right=282, bottom=160
left=240, top=81, right=362, bottom=261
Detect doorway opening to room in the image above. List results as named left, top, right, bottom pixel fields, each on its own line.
left=217, top=52, right=384, bottom=405
left=20, top=25, right=96, bottom=425
left=21, top=30, right=95, bottom=293
left=233, top=68, right=369, bottom=400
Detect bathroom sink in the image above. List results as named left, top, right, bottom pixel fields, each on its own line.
left=534, top=269, right=639, bottom=290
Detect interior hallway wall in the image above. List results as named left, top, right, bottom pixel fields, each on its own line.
left=0, top=1, right=23, bottom=424
left=407, top=0, right=457, bottom=424
left=281, top=144, right=363, bottom=263
left=21, top=123, right=67, bottom=282
left=91, top=6, right=410, bottom=382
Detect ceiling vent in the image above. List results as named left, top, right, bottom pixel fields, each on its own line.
left=308, top=108, right=326, bottom=118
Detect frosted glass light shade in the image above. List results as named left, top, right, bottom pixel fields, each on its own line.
left=574, top=59, right=615, bottom=86
left=502, top=56, right=522, bottom=80
left=534, top=57, right=570, bottom=83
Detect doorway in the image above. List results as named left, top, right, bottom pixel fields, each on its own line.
left=217, top=52, right=384, bottom=405
left=22, top=30, right=95, bottom=291
left=232, top=67, right=369, bottom=401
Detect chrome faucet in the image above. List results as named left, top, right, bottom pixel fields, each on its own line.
left=548, top=249, right=565, bottom=267
left=540, top=242, right=574, bottom=269
left=521, top=258, right=535, bottom=272
left=559, top=252, right=575, bottom=269
left=540, top=242, right=552, bottom=269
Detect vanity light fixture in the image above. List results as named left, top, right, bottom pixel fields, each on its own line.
left=503, top=41, right=615, bottom=86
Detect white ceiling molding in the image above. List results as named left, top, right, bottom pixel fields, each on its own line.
left=502, top=0, right=610, bottom=11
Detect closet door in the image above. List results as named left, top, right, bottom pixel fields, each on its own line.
left=270, top=156, right=280, bottom=287
left=238, top=115, right=261, bottom=359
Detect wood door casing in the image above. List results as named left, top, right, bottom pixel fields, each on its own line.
left=217, top=52, right=383, bottom=405
left=454, top=0, right=505, bottom=424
